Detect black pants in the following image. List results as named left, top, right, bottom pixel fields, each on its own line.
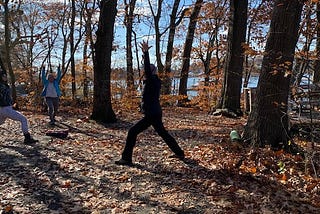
left=45, top=97, right=59, bottom=122
left=121, top=114, right=184, bottom=161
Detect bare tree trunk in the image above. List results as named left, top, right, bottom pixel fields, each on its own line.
left=178, top=0, right=203, bottom=105
left=202, top=31, right=216, bottom=87
left=60, top=1, right=69, bottom=91
left=198, top=0, right=228, bottom=88
left=243, top=0, right=303, bottom=149
left=291, top=5, right=313, bottom=87
left=82, top=6, right=90, bottom=100
left=70, top=0, right=76, bottom=100
left=162, top=0, right=186, bottom=94
left=243, top=0, right=266, bottom=88
left=216, top=0, right=247, bottom=116
left=133, top=30, right=142, bottom=91
left=3, top=0, right=17, bottom=103
left=125, top=0, right=137, bottom=91
left=313, top=2, right=320, bottom=84
left=148, top=0, right=164, bottom=74
left=82, top=40, right=89, bottom=99
left=82, top=0, right=95, bottom=99
left=91, top=0, right=117, bottom=123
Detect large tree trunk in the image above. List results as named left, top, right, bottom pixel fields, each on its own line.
left=91, top=0, right=117, bottom=123
left=125, top=0, right=136, bottom=91
left=216, top=0, right=247, bottom=116
left=4, top=0, right=17, bottom=103
left=243, top=0, right=303, bottom=148
left=178, top=0, right=203, bottom=105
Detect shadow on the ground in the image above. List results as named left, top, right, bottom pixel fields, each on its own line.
left=0, top=143, right=92, bottom=213
left=108, top=157, right=318, bottom=213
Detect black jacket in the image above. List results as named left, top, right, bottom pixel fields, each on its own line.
left=0, top=82, right=13, bottom=107
left=141, top=51, right=162, bottom=116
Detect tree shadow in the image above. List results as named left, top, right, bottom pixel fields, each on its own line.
left=0, top=143, right=92, bottom=213
left=108, top=157, right=319, bottom=213
left=52, top=120, right=135, bottom=140
left=54, top=122, right=100, bottom=138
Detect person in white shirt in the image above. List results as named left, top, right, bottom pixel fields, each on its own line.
left=41, top=66, right=62, bottom=125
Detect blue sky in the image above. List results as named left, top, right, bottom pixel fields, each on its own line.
left=112, top=0, right=196, bottom=68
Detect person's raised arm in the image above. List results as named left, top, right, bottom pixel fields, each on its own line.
left=140, top=41, right=152, bottom=79
left=41, top=66, right=47, bottom=83
left=57, top=64, right=62, bottom=81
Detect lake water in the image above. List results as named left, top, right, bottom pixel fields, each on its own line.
left=172, top=75, right=259, bottom=98
left=19, top=74, right=310, bottom=99
left=182, top=74, right=314, bottom=98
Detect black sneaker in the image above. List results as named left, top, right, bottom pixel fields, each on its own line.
left=169, top=154, right=185, bottom=160
left=115, top=158, right=133, bottom=166
left=24, top=137, right=38, bottom=144
left=23, top=133, right=39, bottom=144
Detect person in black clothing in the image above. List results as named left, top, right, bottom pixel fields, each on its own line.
left=0, top=71, right=38, bottom=144
left=115, top=41, right=185, bottom=166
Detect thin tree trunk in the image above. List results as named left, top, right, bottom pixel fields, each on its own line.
left=313, top=2, right=320, bottom=84
left=292, top=5, right=313, bottom=87
left=60, top=1, right=69, bottom=91
left=243, top=0, right=266, bottom=88
left=70, top=0, right=76, bottom=100
left=178, top=0, right=203, bottom=105
left=125, top=0, right=137, bottom=91
left=162, top=0, right=186, bottom=94
left=82, top=0, right=95, bottom=99
left=149, top=0, right=165, bottom=74
left=203, top=32, right=216, bottom=87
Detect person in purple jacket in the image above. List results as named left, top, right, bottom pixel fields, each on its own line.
left=115, top=41, right=185, bottom=166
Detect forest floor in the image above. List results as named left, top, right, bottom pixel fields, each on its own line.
left=0, top=106, right=320, bottom=214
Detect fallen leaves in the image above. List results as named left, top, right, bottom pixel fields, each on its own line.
left=0, top=107, right=319, bottom=213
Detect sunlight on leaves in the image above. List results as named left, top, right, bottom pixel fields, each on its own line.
left=270, top=70, right=278, bottom=75
left=277, top=161, right=286, bottom=174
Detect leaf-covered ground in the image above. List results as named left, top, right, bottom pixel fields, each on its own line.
left=1, top=107, right=320, bottom=214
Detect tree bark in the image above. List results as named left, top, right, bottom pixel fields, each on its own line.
left=70, top=0, right=76, bottom=100
left=291, top=4, right=313, bottom=87
left=162, top=0, right=185, bottom=95
left=178, top=0, right=203, bottom=105
left=125, top=0, right=137, bottom=91
left=82, top=1, right=91, bottom=99
left=217, top=0, right=247, bottom=116
left=243, top=0, right=267, bottom=88
left=313, top=2, right=320, bottom=84
left=3, top=0, right=17, bottom=103
left=150, top=0, right=165, bottom=74
left=91, top=0, right=117, bottom=123
left=243, top=0, right=303, bottom=148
